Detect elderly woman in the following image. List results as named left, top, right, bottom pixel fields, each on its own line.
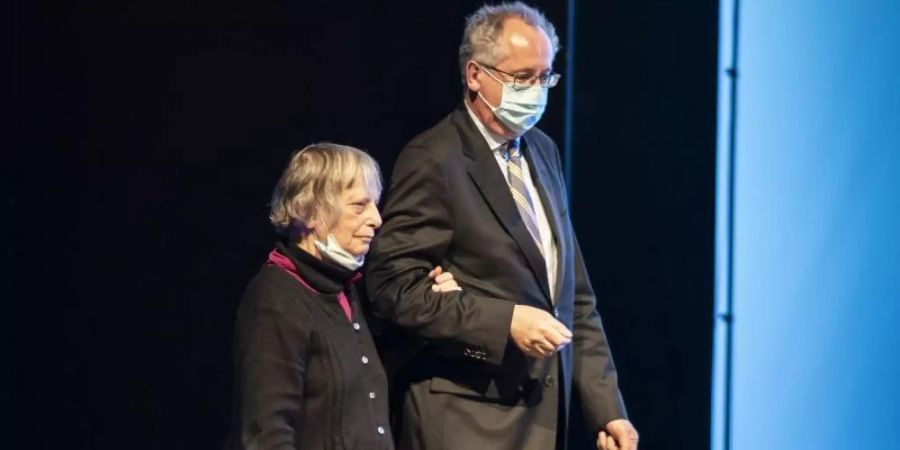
left=226, top=143, right=458, bottom=450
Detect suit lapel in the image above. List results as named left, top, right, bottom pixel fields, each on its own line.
left=521, top=135, right=567, bottom=302
left=454, top=106, right=553, bottom=304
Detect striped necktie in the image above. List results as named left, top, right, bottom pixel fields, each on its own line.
left=504, top=139, right=544, bottom=257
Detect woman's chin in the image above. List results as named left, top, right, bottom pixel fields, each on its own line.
left=351, top=245, right=370, bottom=258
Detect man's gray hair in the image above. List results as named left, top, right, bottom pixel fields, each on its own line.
left=269, top=142, right=382, bottom=236
left=458, top=2, right=560, bottom=84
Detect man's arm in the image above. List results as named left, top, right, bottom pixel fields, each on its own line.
left=535, top=131, right=627, bottom=428
left=540, top=134, right=636, bottom=448
left=365, top=146, right=514, bottom=365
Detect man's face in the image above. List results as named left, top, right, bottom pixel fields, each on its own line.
left=466, top=17, right=554, bottom=139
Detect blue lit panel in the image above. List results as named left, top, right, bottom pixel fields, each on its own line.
left=713, top=1, right=900, bottom=449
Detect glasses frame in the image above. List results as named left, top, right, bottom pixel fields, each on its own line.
left=478, top=63, right=562, bottom=91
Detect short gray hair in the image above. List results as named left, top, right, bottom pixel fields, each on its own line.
left=458, top=2, right=560, bottom=84
left=269, top=143, right=382, bottom=236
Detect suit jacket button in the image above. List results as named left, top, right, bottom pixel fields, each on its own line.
left=543, top=375, right=555, bottom=387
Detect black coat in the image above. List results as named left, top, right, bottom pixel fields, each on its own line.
left=226, top=243, right=393, bottom=450
left=366, top=104, right=627, bottom=450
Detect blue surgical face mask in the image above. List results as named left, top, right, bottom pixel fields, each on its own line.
left=477, top=65, right=548, bottom=135
left=314, top=233, right=365, bottom=271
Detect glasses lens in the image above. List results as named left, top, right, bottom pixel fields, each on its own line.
left=509, top=72, right=562, bottom=89
left=512, top=76, right=532, bottom=90
left=544, top=73, right=561, bottom=88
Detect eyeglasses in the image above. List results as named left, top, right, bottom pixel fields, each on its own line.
left=478, top=63, right=562, bottom=90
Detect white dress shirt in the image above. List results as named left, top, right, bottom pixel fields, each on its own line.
left=464, top=101, right=559, bottom=301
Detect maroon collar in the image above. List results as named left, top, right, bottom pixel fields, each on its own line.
left=266, top=248, right=356, bottom=322
left=267, top=248, right=320, bottom=293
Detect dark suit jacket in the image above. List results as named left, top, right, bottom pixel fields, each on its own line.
left=366, top=103, right=627, bottom=448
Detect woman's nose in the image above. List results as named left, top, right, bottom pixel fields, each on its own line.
left=368, top=203, right=383, bottom=229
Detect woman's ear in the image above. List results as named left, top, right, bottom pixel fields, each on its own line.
left=308, top=215, right=329, bottom=239
left=296, top=217, right=316, bottom=237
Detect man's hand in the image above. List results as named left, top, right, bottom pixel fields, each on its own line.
left=509, top=305, right=572, bottom=358
left=597, top=419, right=638, bottom=450
left=429, top=266, right=461, bottom=292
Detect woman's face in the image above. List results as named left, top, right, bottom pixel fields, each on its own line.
left=324, top=175, right=382, bottom=257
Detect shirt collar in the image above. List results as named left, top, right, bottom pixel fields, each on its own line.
left=464, top=99, right=509, bottom=152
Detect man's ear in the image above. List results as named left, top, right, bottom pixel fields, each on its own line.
left=465, top=60, right=482, bottom=92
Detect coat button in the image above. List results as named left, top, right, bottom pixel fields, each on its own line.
left=369, top=391, right=376, bottom=399
left=377, top=426, right=385, bottom=435
left=361, top=356, right=369, bottom=364
left=353, top=322, right=361, bottom=331
left=543, top=375, right=555, bottom=387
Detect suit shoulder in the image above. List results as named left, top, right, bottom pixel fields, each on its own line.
left=525, top=126, right=559, bottom=153
left=525, top=126, right=563, bottom=170
left=396, top=114, right=464, bottom=166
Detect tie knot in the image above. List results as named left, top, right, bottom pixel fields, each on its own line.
left=505, top=139, right=522, bottom=160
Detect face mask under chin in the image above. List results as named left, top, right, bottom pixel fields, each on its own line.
left=314, top=233, right=365, bottom=271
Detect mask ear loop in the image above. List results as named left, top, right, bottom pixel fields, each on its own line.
left=477, top=63, right=505, bottom=85
left=473, top=62, right=509, bottom=110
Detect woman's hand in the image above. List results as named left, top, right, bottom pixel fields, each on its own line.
left=429, top=265, right=462, bottom=292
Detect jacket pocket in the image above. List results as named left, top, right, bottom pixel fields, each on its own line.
left=429, top=376, right=486, bottom=397
left=429, top=375, right=523, bottom=404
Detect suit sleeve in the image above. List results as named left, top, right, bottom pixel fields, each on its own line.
left=234, top=287, right=307, bottom=450
left=366, top=146, right=515, bottom=365
left=541, top=135, right=628, bottom=431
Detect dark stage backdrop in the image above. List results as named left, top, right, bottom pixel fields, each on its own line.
left=10, top=1, right=716, bottom=449
left=568, top=2, right=719, bottom=449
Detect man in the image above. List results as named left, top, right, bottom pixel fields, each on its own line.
left=366, top=3, right=638, bottom=450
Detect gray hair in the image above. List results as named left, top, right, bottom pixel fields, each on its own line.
left=458, top=2, right=560, bottom=84
left=269, top=142, right=382, bottom=236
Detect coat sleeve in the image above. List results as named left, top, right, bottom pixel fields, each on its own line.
left=365, top=145, right=515, bottom=365
left=233, top=282, right=308, bottom=450
left=541, top=133, right=628, bottom=432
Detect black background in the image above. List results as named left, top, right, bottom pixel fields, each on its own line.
left=10, top=1, right=718, bottom=448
